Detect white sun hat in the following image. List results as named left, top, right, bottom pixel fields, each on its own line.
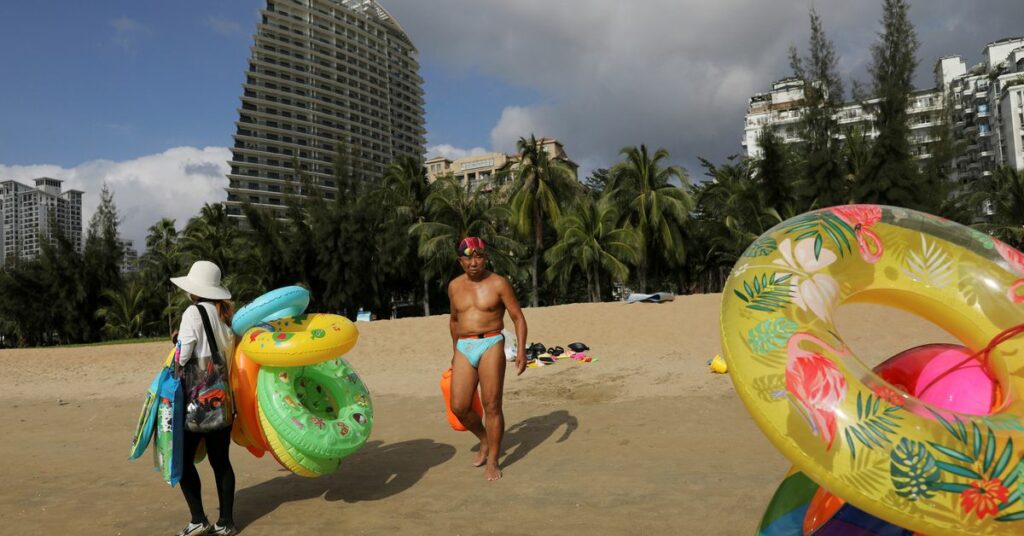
left=171, top=260, right=232, bottom=300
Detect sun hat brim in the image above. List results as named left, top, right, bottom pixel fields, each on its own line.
left=171, top=276, right=232, bottom=300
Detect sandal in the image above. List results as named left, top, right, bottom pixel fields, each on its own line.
left=547, top=346, right=565, bottom=356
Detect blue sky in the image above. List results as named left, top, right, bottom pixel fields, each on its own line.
left=1, top=0, right=1022, bottom=248
left=0, top=1, right=539, bottom=167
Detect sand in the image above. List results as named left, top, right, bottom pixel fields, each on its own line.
left=0, top=294, right=956, bottom=535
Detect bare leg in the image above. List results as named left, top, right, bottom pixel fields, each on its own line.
left=477, top=341, right=507, bottom=481
left=450, top=351, right=488, bottom=466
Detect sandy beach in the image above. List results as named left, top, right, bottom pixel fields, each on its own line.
left=0, top=294, right=956, bottom=535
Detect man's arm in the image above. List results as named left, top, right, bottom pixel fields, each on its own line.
left=447, top=281, right=459, bottom=353
left=499, top=277, right=528, bottom=376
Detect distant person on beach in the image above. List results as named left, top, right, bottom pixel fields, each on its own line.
left=448, top=237, right=528, bottom=481
left=170, top=261, right=238, bottom=536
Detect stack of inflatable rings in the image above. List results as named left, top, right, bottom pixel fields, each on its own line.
left=229, top=286, right=372, bottom=477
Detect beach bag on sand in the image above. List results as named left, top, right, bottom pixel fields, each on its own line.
left=182, top=305, right=234, bottom=433
left=154, top=345, right=185, bottom=486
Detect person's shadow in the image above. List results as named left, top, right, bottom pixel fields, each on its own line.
left=475, top=410, right=578, bottom=467
left=235, top=438, right=455, bottom=529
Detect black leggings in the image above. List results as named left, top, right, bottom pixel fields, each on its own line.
left=180, top=426, right=235, bottom=525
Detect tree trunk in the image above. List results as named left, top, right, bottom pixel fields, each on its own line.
left=639, top=262, right=648, bottom=294
left=585, top=270, right=594, bottom=303
left=422, top=275, right=431, bottom=316
left=593, top=266, right=602, bottom=302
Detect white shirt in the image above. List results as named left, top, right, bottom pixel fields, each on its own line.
left=177, top=302, right=236, bottom=372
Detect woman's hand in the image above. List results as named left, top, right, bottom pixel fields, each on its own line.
left=171, top=330, right=179, bottom=344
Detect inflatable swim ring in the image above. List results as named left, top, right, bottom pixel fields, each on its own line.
left=723, top=205, right=1024, bottom=535
left=440, top=368, right=483, bottom=431
left=758, top=343, right=998, bottom=535
left=257, top=402, right=340, bottom=477
left=230, top=346, right=268, bottom=457
left=239, top=313, right=359, bottom=367
left=257, top=358, right=372, bottom=459
left=231, top=286, right=310, bottom=335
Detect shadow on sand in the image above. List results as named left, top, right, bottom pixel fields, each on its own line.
left=235, top=438, right=455, bottom=529
left=471, top=409, right=579, bottom=468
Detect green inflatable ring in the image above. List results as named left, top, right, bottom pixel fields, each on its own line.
left=257, top=401, right=340, bottom=477
left=257, top=357, right=373, bottom=460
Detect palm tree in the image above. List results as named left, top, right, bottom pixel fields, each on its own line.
left=375, top=156, right=432, bottom=314
left=507, top=135, right=578, bottom=306
left=181, top=203, right=239, bottom=272
left=968, top=166, right=1024, bottom=247
left=411, top=177, right=523, bottom=300
left=543, top=195, right=641, bottom=302
left=608, top=145, right=693, bottom=292
left=96, top=282, right=152, bottom=339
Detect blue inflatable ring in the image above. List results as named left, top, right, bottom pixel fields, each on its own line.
left=232, top=286, right=311, bottom=335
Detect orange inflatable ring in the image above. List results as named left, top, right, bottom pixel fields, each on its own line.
left=230, top=346, right=269, bottom=456
left=440, top=368, right=483, bottom=431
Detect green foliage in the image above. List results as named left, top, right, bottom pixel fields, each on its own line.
left=609, top=144, right=693, bottom=293
left=544, top=195, right=641, bottom=302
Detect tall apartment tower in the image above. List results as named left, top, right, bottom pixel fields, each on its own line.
left=225, top=0, right=426, bottom=217
left=0, top=178, right=83, bottom=266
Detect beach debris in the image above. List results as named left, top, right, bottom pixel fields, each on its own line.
left=708, top=354, right=728, bottom=374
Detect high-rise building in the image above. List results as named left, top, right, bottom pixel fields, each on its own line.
left=225, top=0, right=426, bottom=217
left=742, top=37, right=1024, bottom=191
left=939, top=37, right=1024, bottom=186
left=425, top=138, right=579, bottom=192
left=0, top=177, right=83, bottom=266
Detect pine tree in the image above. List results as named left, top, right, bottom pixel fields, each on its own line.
left=83, top=183, right=125, bottom=341
left=789, top=8, right=846, bottom=210
left=855, top=0, right=923, bottom=208
left=756, top=127, right=796, bottom=217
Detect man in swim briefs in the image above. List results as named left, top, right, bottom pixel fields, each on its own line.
left=448, top=236, right=527, bottom=481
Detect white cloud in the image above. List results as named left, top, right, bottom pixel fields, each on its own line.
left=0, top=146, right=230, bottom=251
left=425, top=143, right=489, bottom=160
left=205, top=16, right=243, bottom=36
left=386, top=0, right=1024, bottom=176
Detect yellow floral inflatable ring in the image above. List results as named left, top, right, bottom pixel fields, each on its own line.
left=721, top=204, right=1024, bottom=535
left=239, top=313, right=358, bottom=367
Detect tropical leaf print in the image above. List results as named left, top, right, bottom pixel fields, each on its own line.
left=919, top=412, right=1023, bottom=519
left=746, top=317, right=798, bottom=354
left=778, top=212, right=856, bottom=260
left=902, top=235, right=954, bottom=289
left=891, top=438, right=940, bottom=500
left=843, top=392, right=904, bottom=460
left=997, top=462, right=1024, bottom=521
left=743, top=236, right=778, bottom=258
left=733, top=273, right=793, bottom=313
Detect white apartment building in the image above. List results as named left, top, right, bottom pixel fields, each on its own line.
left=742, top=79, right=943, bottom=162
left=742, top=36, right=1024, bottom=188
left=425, top=138, right=578, bottom=192
left=225, top=0, right=426, bottom=217
left=0, top=178, right=83, bottom=266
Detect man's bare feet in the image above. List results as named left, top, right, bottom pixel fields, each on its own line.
left=484, top=462, right=502, bottom=481
left=473, top=443, right=488, bottom=467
